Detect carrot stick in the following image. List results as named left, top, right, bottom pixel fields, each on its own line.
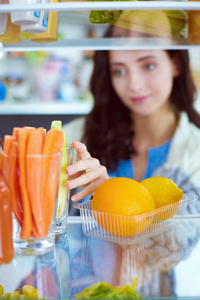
left=0, top=169, right=14, bottom=264
left=6, top=140, right=23, bottom=227
left=18, top=127, right=33, bottom=239
left=2, top=136, right=23, bottom=226
left=27, top=127, right=46, bottom=155
left=0, top=152, right=4, bottom=171
left=43, top=129, right=64, bottom=154
left=3, top=135, right=16, bottom=184
left=4, top=135, right=16, bottom=154
left=42, top=129, right=64, bottom=233
left=12, top=127, right=22, bottom=141
left=26, top=127, right=46, bottom=238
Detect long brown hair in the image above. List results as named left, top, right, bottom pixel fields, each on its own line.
left=82, top=26, right=200, bottom=171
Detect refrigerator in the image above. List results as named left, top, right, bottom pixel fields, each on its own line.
left=0, top=1, right=200, bottom=299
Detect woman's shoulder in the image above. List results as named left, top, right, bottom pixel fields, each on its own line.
left=155, top=112, right=200, bottom=198
left=168, top=112, right=200, bottom=162
left=62, top=117, right=86, bottom=145
left=173, top=112, right=200, bottom=146
left=166, top=112, right=200, bottom=182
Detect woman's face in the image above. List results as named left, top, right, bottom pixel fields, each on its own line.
left=109, top=50, right=179, bottom=117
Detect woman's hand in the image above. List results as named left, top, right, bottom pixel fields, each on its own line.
left=66, top=141, right=109, bottom=201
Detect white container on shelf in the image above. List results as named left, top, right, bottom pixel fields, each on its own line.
left=21, top=0, right=49, bottom=34
left=0, top=13, right=8, bottom=35
left=9, top=0, right=41, bottom=26
left=0, top=0, right=8, bottom=35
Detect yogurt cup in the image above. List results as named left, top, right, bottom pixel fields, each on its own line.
left=21, top=0, right=49, bottom=34
left=9, top=0, right=41, bottom=26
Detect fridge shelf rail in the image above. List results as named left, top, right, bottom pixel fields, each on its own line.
left=0, top=1, right=200, bottom=12
left=1, top=38, right=199, bottom=52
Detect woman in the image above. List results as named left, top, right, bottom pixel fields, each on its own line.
left=63, top=26, right=200, bottom=210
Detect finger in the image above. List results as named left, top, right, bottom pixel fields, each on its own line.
left=72, top=141, right=91, bottom=160
left=67, top=166, right=108, bottom=190
left=66, top=157, right=100, bottom=176
left=71, top=177, right=108, bottom=202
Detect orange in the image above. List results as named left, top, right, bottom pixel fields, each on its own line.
left=92, top=177, right=156, bottom=236
left=140, top=177, right=183, bottom=223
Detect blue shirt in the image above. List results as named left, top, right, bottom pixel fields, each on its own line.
left=108, top=140, right=171, bottom=180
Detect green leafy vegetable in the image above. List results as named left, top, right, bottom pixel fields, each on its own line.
left=88, top=0, right=137, bottom=24
left=75, top=278, right=142, bottom=299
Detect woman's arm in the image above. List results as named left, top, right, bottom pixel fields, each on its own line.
left=66, top=141, right=109, bottom=202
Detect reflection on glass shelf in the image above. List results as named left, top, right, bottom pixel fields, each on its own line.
left=76, top=218, right=200, bottom=298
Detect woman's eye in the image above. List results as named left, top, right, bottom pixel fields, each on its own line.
left=112, top=69, right=126, bottom=76
left=145, top=64, right=155, bottom=70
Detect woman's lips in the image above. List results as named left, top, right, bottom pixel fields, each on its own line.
left=131, top=95, right=151, bottom=104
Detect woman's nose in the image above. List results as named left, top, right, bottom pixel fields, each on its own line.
left=128, top=70, right=144, bottom=91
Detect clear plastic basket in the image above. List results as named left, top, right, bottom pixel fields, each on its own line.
left=74, top=194, right=197, bottom=245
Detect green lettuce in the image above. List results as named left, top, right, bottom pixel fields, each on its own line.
left=75, top=278, right=142, bottom=299
left=87, top=0, right=137, bottom=24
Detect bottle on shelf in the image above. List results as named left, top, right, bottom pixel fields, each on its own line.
left=0, top=0, right=8, bottom=35
left=0, top=14, right=21, bottom=44
left=0, top=81, right=7, bottom=102
left=21, top=0, right=50, bottom=34
left=188, top=0, right=200, bottom=44
left=9, top=0, right=41, bottom=26
left=29, top=0, right=58, bottom=43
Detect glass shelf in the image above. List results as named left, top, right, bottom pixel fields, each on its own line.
left=0, top=2, right=200, bottom=12
left=1, top=217, right=200, bottom=299
left=1, top=5, right=200, bottom=50
left=1, top=37, right=199, bottom=51
left=0, top=101, right=93, bottom=115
